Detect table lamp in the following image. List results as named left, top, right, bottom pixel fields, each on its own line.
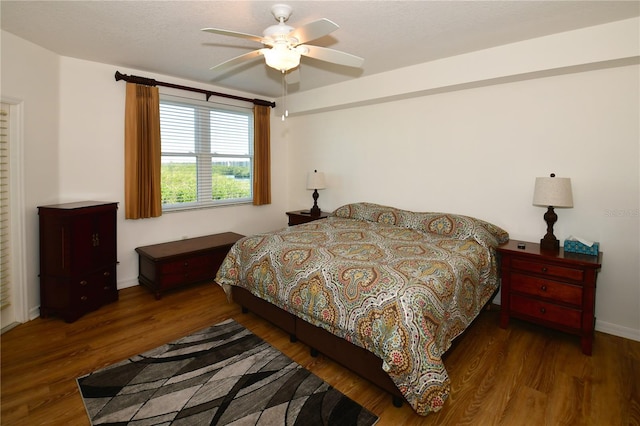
left=532, top=173, right=573, bottom=251
left=306, top=170, right=326, bottom=217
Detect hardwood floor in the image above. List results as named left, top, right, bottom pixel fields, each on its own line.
left=2, top=283, right=638, bottom=425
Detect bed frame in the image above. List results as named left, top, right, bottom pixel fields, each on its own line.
left=233, top=286, right=405, bottom=407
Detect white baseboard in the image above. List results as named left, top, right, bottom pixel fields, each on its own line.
left=595, top=320, right=640, bottom=342
left=1, top=322, right=20, bottom=334
left=117, top=277, right=139, bottom=290
left=29, top=306, right=40, bottom=321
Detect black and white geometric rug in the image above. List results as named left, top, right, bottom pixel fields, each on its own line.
left=77, top=318, right=378, bottom=425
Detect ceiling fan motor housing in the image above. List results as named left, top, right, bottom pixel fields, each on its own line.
left=264, top=4, right=296, bottom=42
left=263, top=24, right=295, bottom=40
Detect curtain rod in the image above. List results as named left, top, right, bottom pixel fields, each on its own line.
left=114, top=71, right=275, bottom=108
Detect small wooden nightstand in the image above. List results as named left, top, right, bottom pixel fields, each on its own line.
left=497, top=239, right=602, bottom=355
left=286, top=210, right=330, bottom=226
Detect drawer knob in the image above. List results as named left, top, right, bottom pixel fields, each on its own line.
left=103, top=271, right=110, bottom=277
left=80, top=280, right=88, bottom=286
left=540, top=307, right=546, bottom=314
left=80, top=296, right=88, bottom=301
left=184, top=261, right=189, bottom=267
left=540, top=285, right=547, bottom=292
left=541, top=267, right=548, bottom=273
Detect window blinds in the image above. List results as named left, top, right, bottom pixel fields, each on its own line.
left=0, top=103, right=10, bottom=310
left=159, top=95, right=253, bottom=209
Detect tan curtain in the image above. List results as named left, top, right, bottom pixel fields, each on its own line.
left=253, top=104, right=271, bottom=205
left=124, top=83, right=162, bottom=219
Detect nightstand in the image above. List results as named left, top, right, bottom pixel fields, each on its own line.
left=497, top=239, right=602, bottom=355
left=286, top=210, right=330, bottom=226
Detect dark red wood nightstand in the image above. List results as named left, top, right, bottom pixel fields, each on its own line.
left=497, top=239, right=602, bottom=355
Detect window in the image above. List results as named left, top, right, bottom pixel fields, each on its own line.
left=159, top=95, right=253, bottom=211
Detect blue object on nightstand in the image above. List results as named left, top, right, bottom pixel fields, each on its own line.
left=563, top=240, right=599, bottom=256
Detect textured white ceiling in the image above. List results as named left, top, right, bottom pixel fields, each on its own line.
left=2, top=1, right=638, bottom=98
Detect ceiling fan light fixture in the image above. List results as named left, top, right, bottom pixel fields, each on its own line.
left=263, top=43, right=300, bottom=72
left=204, top=4, right=363, bottom=75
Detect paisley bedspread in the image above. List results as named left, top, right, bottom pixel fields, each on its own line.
left=215, top=202, right=509, bottom=416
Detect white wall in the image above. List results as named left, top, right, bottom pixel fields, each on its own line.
left=56, top=58, right=289, bottom=289
left=1, top=31, right=60, bottom=315
left=281, top=19, right=640, bottom=341
left=2, top=17, right=639, bottom=342
left=2, top=31, right=289, bottom=319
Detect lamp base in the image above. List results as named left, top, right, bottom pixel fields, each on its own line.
left=310, top=189, right=321, bottom=217
left=540, top=236, right=560, bottom=251
left=540, top=206, right=560, bottom=252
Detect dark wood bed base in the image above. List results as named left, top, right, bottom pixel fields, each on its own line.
left=233, top=286, right=405, bottom=406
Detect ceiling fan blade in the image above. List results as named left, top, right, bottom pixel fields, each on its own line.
left=201, top=28, right=264, bottom=44
left=289, top=18, right=339, bottom=45
left=299, top=45, right=364, bottom=68
left=210, top=50, right=263, bottom=72
left=285, top=68, right=300, bottom=85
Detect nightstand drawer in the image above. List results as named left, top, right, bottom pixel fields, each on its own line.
left=289, top=213, right=313, bottom=226
left=286, top=210, right=329, bottom=226
left=511, top=258, right=584, bottom=281
left=511, top=273, right=583, bottom=306
left=510, top=294, right=582, bottom=329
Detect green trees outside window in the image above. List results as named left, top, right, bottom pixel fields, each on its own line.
left=161, top=163, right=251, bottom=204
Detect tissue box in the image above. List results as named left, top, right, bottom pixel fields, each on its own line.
left=563, top=240, right=599, bottom=256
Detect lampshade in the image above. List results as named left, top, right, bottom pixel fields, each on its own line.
left=262, top=43, right=301, bottom=72
left=306, top=170, right=326, bottom=190
left=533, top=176, right=573, bottom=207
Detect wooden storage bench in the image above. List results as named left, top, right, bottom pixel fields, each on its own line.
left=135, top=232, right=244, bottom=299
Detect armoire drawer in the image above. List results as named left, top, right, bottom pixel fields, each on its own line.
left=76, top=270, right=117, bottom=306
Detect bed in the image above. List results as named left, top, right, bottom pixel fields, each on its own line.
left=215, top=202, right=509, bottom=416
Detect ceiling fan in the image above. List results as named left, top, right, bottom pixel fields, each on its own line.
left=202, top=3, right=364, bottom=75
